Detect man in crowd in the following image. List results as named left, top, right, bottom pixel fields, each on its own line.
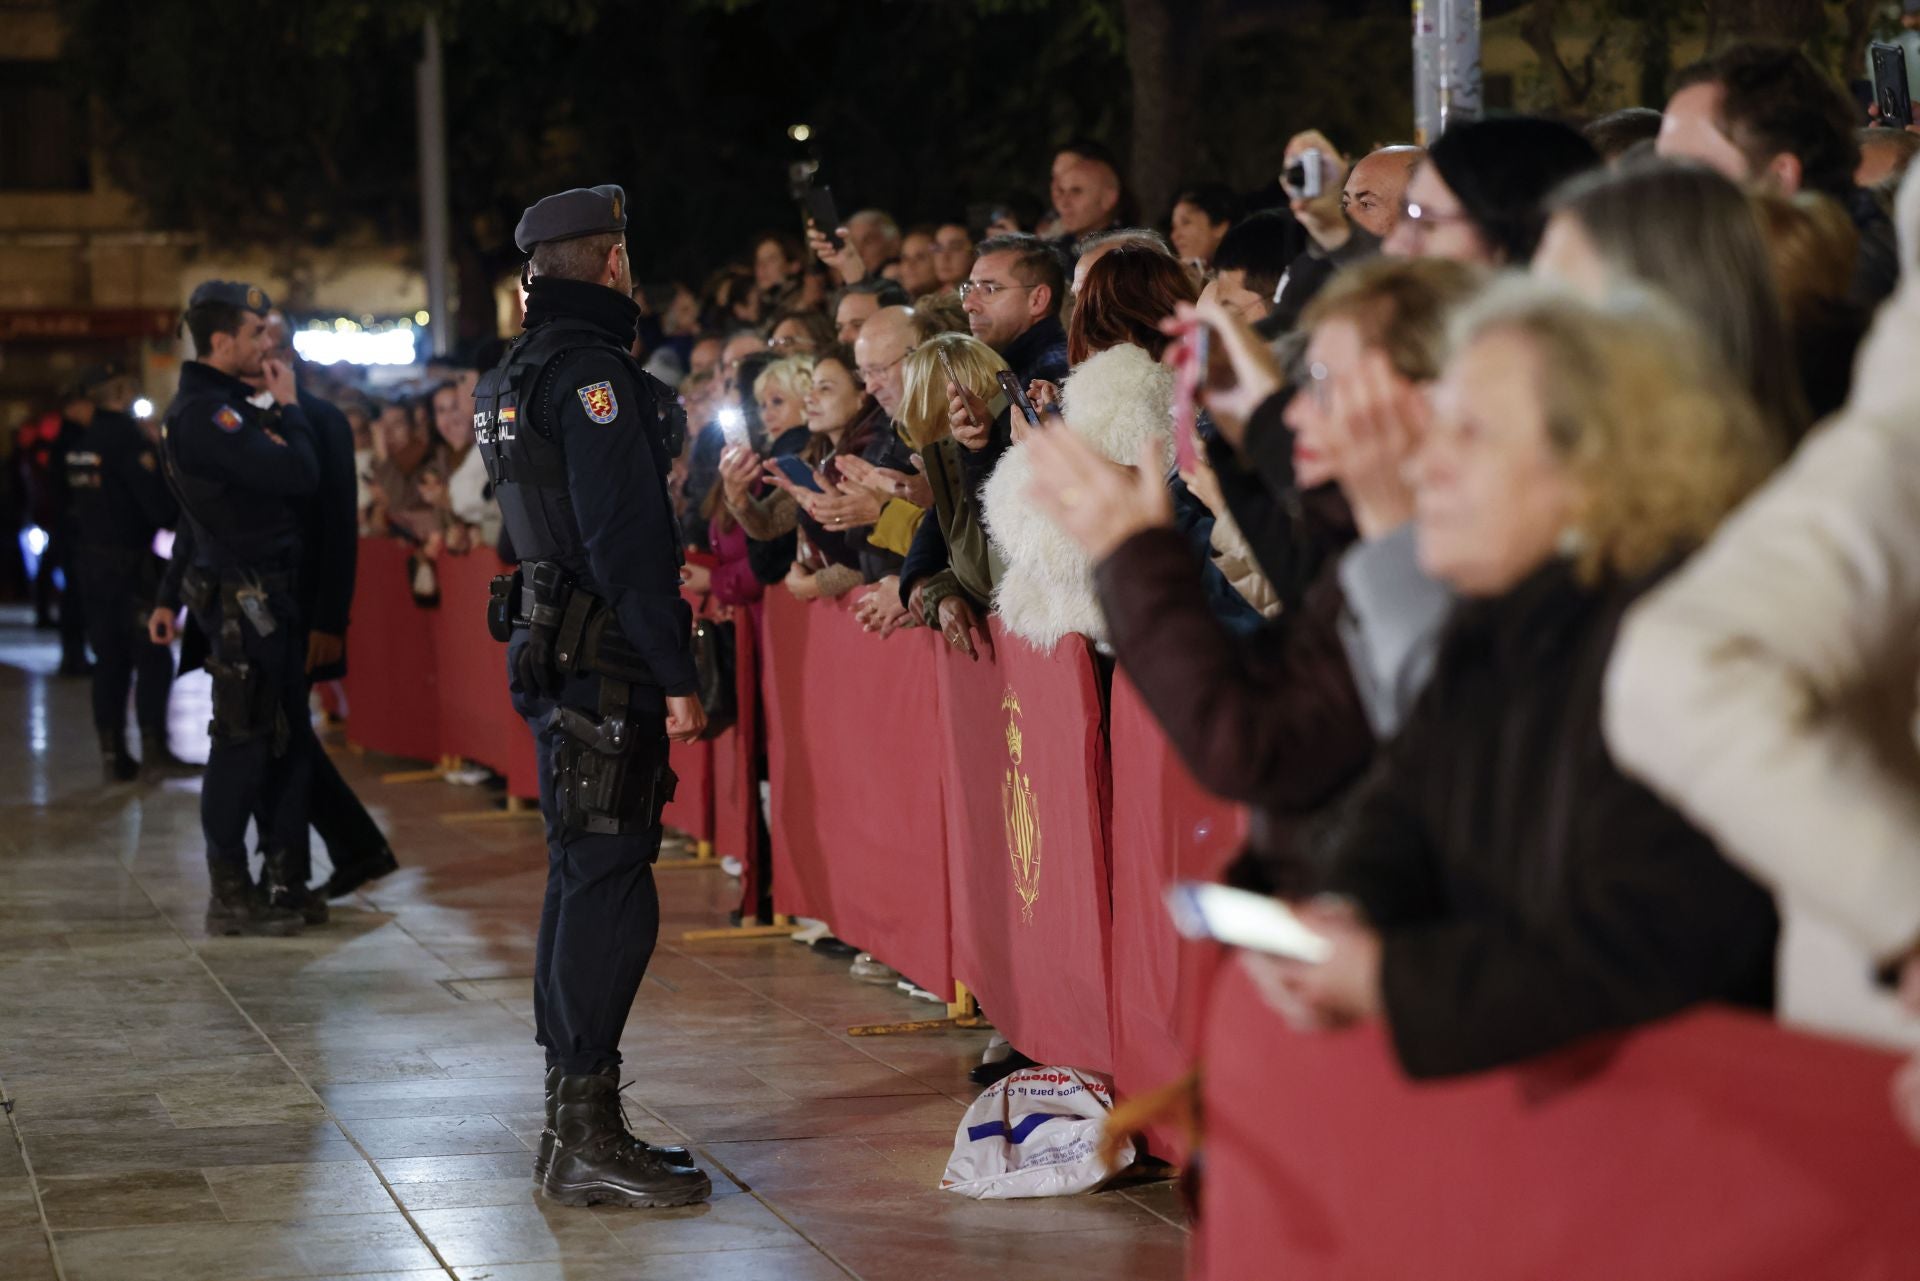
left=63, top=363, right=183, bottom=781
left=1208, top=210, right=1307, bottom=326
left=149, top=281, right=317, bottom=938
left=846, top=208, right=902, bottom=278
left=1272, top=132, right=1420, bottom=330
left=260, top=310, right=397, bottom=902
left=834, top=277, right=910, bottom=345
left=1049, top=142, right=1126, bottom=255
left=474, top=183, right=710, bottom=1210
left=897, top=232, right=1071, bottom=781
left=1659, top=42, right=1898, bottom=303
left=896, top=226, right=942, bottom=296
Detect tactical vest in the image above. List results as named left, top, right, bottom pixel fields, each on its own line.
left=159, top=395, right=299, bottom=568
left=474, top=319, right=682, bottom=575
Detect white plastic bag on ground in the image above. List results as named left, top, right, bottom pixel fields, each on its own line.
left=941, top=1066, right=1135, bottom=1198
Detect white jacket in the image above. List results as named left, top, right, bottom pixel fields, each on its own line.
left=982, top=344, right=1174, bottom=651
left=1603, top=168, right=1920, bottom=1049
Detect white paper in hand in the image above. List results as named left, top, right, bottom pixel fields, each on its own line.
left=1163, top=881, right=1332, bottom=963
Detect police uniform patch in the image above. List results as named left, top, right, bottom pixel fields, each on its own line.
left=213, top=406, right=244, bottom=433
left=577, top=381, right=618, bottom=423
left=139, top=452, right=157, bottom=471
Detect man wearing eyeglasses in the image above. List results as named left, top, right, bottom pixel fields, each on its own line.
left=1269, top=131, right=1423, bottom=333
left=899, top=235, right=1072, bottom=649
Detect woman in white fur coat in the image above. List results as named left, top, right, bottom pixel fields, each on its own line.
left=983, top=245, right=1199, bottom=650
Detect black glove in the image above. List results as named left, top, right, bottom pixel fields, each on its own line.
left=513, top=628, right=566, bottom=699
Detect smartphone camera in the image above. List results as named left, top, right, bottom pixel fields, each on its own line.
left=1282, top=149, right=1325, bottom=200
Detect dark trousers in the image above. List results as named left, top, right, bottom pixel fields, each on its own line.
left=200, top=592, right=313, bottom=875
left=509, top=632, right=667, bottom=1075
left=254, top=705, right=388, bottom=885
left=45, top=528, right=88, bottom=664
left=80, top=564, right=173, bottom=733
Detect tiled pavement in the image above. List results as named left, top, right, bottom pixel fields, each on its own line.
left=0, top=609, right=1187, bottom=1280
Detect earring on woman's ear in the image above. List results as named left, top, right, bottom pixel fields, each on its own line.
left=1555, top=525, right=1587, bottom=558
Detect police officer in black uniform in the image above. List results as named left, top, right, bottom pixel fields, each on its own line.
left=256, top=310, right=397, bottom=901
left=474, top=185, right=709, bottom=1208
left=63, top=363, right=189, bottom=781
left=149, top=281, right=319, bottom=937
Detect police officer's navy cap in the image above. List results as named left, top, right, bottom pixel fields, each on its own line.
left=514, top=184, right=627, bottom=253
left=187, top=279, right=272, bottom=314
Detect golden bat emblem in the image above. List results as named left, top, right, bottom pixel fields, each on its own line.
left=1001, top=689, right=1042, bottom=924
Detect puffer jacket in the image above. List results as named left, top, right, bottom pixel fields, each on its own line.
left=982, top=343, right=1173, bottom=650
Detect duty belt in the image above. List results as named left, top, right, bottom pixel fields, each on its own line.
left=514, top=575, right=655, bottom=686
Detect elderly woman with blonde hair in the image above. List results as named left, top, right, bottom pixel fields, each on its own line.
left=893, top=332, right=1009, bottom=658
left=1246, top=278, right=1783, bottom=1079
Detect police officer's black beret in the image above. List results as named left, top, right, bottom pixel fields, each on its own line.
left=187, top=280, right=272, bottom=314
left=514, top=184, right=627, bottom=253
left=72, top=362, right=125, bottom=396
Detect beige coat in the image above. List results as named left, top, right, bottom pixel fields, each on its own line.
left=1603, top=170, right=1920, bottom=1050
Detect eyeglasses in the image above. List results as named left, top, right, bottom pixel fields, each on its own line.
left=768, top=334, right=812, bottom=353
left=856, top=348, right=914, bottom=383
left=956, top=280, right=1037, bottom=302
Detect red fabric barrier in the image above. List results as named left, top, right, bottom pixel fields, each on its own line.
left=936, top=620, right=1113, bottom=1072
left=1197, top=965, right=1920, bottom=1281
left=663, top=737, right=714, bottom=841
left=342, top=538, right=441, bottom=763
left=761, top=589, right=952, bottom=995
left=661, top=586, right=716, bottom=841
left=430, top=550, right=534, bottom=787
left=708, top=604, right=761, bottom=872
left=1106, top=671, right=1248, bottom=1162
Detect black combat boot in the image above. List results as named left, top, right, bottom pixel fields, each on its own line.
left=139, top=724, right=199, bottom=778
left=542, top=1072, right=710, bottom=1208
left=205, top=864, right=304, bottom=937
left=533, top=1066, right=689, bottom=1181
left=98, top=729, right=139, bottom=784
left=263, top=847, right=329, bottom=926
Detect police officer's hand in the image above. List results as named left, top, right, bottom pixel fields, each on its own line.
left=306, top=630, right=344, bottom=674
left=665, top=695, right=707, bottom=744
left=261, top=357, right=299, bottom=407
left=148, top=608, right=180, bottom=646
left=513, top=629, right=565, bottom=699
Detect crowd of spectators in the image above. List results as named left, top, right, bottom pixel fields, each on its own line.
left=326, top=42, right=1920, bottom=1126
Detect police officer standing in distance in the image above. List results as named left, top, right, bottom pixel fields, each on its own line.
left=475, top=185, right=709, bottom=1208
left=63, top=364, right=189, bottom=782
left=148, top=281, right=319, bottom=937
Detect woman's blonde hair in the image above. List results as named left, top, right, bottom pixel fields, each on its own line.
left=1449, top=278, right=1781, bottom=585
left=752, top=354, right=815, bottom=407
left=898, top=332, right=1010, bottom=450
